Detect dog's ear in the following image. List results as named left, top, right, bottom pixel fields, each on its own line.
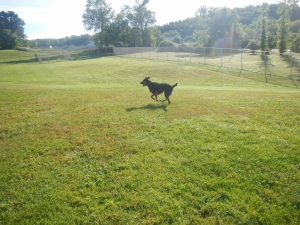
left=146, top=77, right=150, bottom=79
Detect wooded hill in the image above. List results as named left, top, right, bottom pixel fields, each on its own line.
left=26, top=2, right=300, bottom=53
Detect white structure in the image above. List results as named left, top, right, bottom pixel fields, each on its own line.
left=65, top=44, right=78, bottom=50
left=86, top=41, right=95, bottom=48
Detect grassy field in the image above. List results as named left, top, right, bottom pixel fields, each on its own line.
left=114, top=47, right=300, bottom=82
left=0, top=56, right=299, bottom=224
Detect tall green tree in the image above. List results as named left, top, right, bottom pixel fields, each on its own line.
left=260, top=3, right=269, bottom=53
left=162, top=30, right=181, bottom=44
left=0, top=29, right=18, bottom=49
left=82, top=0, right=114, bottom=47
left=207, top=7, right=239, bottom=48
left=277, top=0, right=290, bottom=53
left=0, top=11, right=26, bottom=49
left=125, top=0, right=156, bottom=46
left=193, top=6, right=209, bottom=46
left=289, top=0, right=300, bottom=21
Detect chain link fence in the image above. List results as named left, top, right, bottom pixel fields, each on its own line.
left=113, top=47, right=300, bottom=88
left=1, top=46, right=299, bottom=88
left=0, top=47, right=114, bottom=64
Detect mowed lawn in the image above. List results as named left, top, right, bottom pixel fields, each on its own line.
left=0, top=57, right=299, bottom=224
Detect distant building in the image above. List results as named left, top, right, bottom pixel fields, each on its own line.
left=86, top=41, right=95, bottom=48
left=65, top=44, right=78, bottom=50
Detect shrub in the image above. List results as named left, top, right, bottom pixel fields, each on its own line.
left=247, top=39, right=260, bottom=54
left=184, top=36, right=196, bottom=43
left=158, top=40, right=175, bottom=47
left=290, top=32, right=300, bottom=53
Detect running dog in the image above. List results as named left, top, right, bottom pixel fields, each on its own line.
left=140, top=77, right=177, bottom=104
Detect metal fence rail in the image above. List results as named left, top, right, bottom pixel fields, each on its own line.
left=1, top=46, right=299, bottom=88
left=113, top=47, right=300, bottom=88
left=0, top=47, right=113, bottom=64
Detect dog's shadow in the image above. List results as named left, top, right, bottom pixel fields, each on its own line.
left=126, top=104, right=168, bottom=112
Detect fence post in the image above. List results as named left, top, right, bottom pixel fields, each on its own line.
left=166, top=47, right=168, bottom=61
left=221, top=48, right=223, bottom=67
left=204, top=47, right=206, bottom=64
left=2, top=52, right=5, bottom=63
left=290, top=54, right=299, bottom=88
left=141, top=47, right=143, bottom=59
left=264, top=55, right=268, bottom=83
left=290, top=53, right=292, bottom=77
left=240, top=49, right=243, bottom=76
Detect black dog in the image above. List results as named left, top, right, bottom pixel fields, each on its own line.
left=140, top=77, right=177, bottom=104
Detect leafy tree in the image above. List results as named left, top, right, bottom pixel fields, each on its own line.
left=290, top=31, right=300, bottom=52
left=159, top=18, right=198, bottom=40
left=27, top=34, right=93, bottom=48
left=183, top=36, right=195, bottom=43
left=0, top=11, right=26, bottom=49
left=110, top=8, right=133, bottom=46
left=268, top=4, right=280, bottom=19
left=290, top=19, right=300, bottom=33
left=207, top=7, right=240, bottom=48
left=247, top=39, right=260, bottom=54
left=290, top=0, right=300, bottom=21
left=236, top=23, right=253, bottom=48
left=65, top=35, right=91, bottom=46
left=152, top=27, right=164, bottom=47
left=106, top=12, right=129, bottom=46
left=193, top=30, right=207, bottom=46
left=277, top=0, right=290, bottom=53
left=260, top=3, right=269, bottom=53
left=235, top=5, right=260, bottom=25
left=267, top=18, right=278, bottom=49
left=125, top=0, right=156, bottom=46
left=0, top=29, right=18, bottom=49
left=158, top=40, right=174, bottom=47
left=28, top=40, right=39, bottom=48
left=82, top=0, right=115, bottom=47
left=193, top=6, right=209, bottom=46
left=162, top=30, right=181, bottom=44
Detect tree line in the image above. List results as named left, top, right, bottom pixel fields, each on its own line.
left=1, top=0, right=300, bottom=53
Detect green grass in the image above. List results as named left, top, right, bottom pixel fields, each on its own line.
left=117, top=48, right=300, bottom=82
left=0, top=49, right=111, bottom=64
left=0, top=57, right=300, bottom=224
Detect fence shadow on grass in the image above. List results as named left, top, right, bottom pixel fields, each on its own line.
left=280, top=54, right=300, bottom=80
left=126, top=103, right=168, bottom=112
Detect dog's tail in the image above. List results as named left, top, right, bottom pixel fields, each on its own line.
left=172, top=83, right=178, bottom=88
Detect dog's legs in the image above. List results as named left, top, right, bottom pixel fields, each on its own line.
left=161, top=98, right=171, bottom=104
left=155, top=93, right=159, bottom=101
left=162, top=92, right=171, bottom=104
left=151, top=92, right=159, bottom=101
left=151, top=93, right=159, bottom=101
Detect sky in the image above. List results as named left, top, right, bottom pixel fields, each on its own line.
left=0, top=0, right=282, bottom=40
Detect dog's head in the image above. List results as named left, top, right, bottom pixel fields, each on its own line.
left=140, top=77, right=151, bottom=87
